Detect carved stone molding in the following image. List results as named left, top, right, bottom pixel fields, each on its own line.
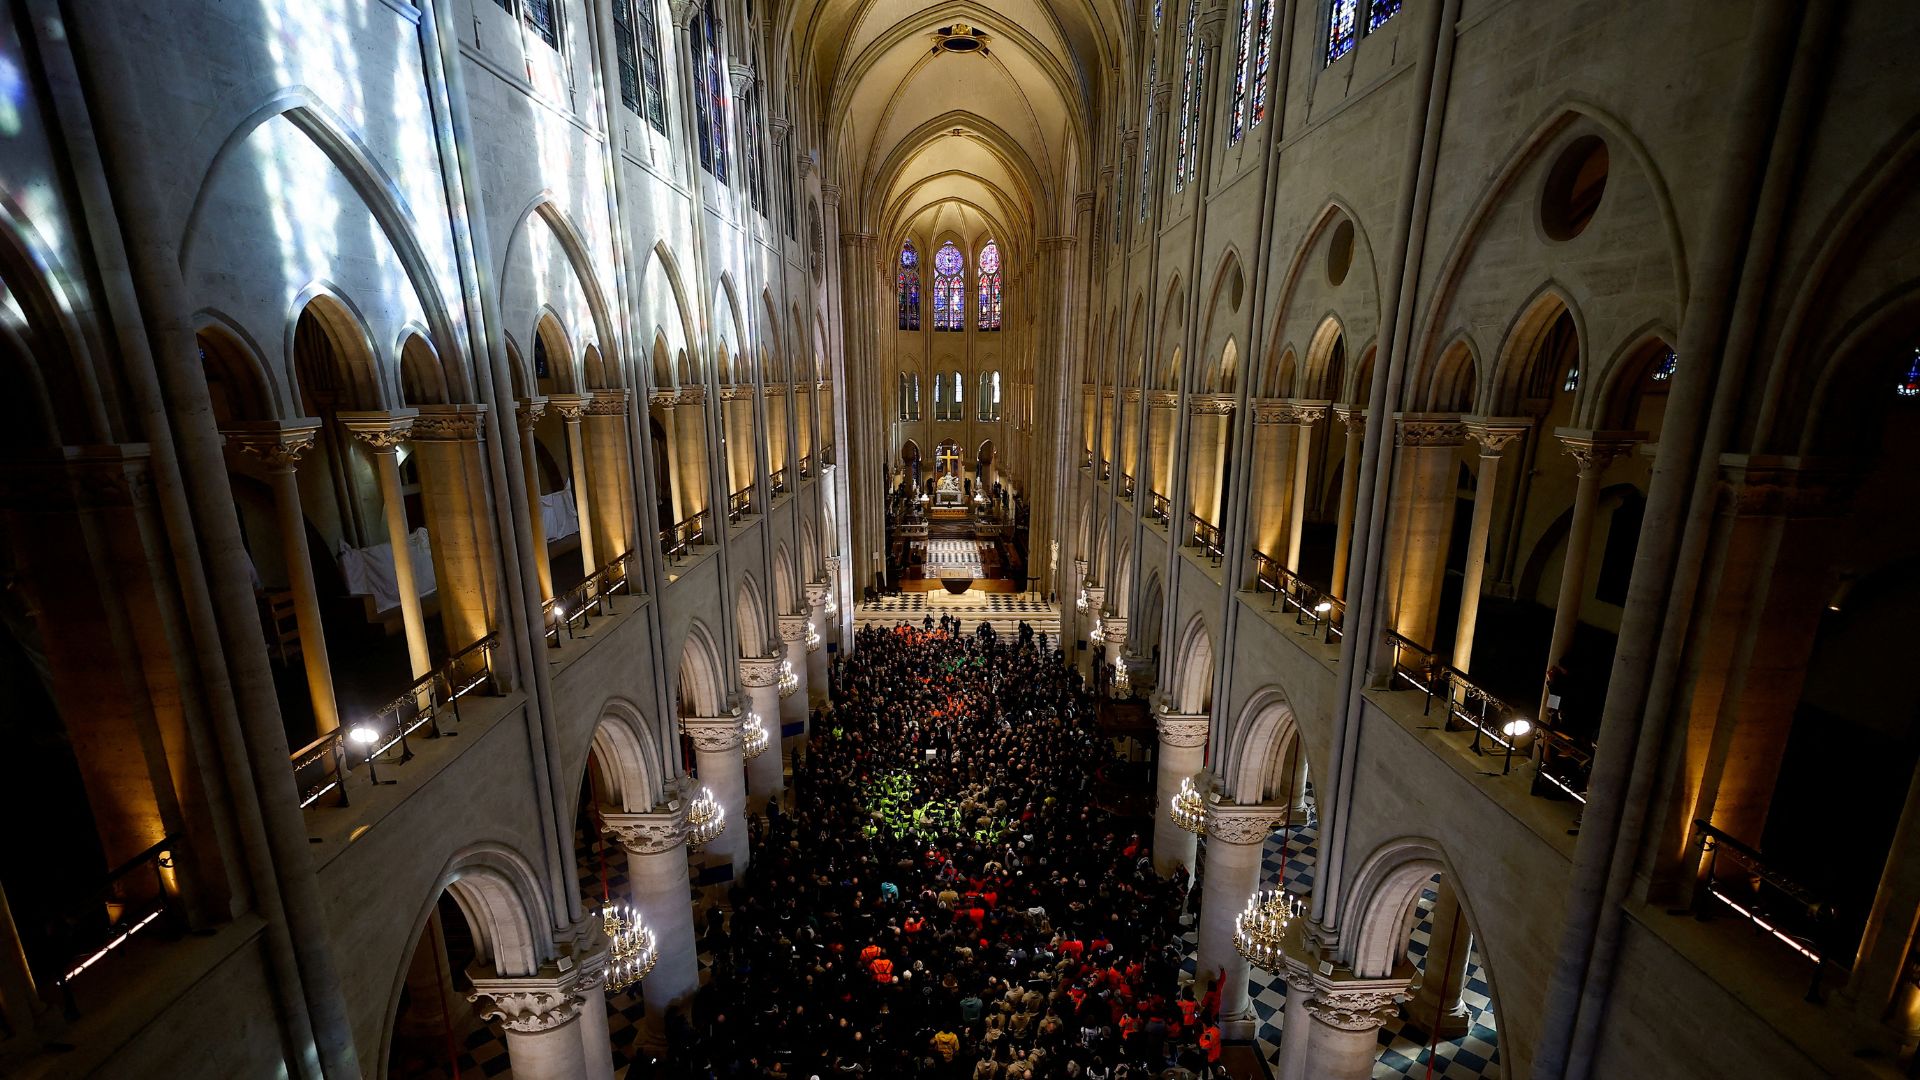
left=816, top=379, right=831, bottom=392
left=770, top=116, right=791, bottom=144
left=728, top=62, right=753, bottom=96
left=1154, top=712, right=1210, bottom=748
left=1253, top=399, right=1330, bottom=426
left=804, top=581, right=829, bottom=606
left=1102, top=387, right=1118, bottom=399
left=517, top=397, right=550, bottom=430
left=469, top=985, right=584, bottom=1034
left=1463, top=416, right=1529, bottom=456
left=1556, top=429, right=1644, bottom=478
left=682, top=715, right=744, bottom=753
left=719, top=383, right=756, bottom=401
left=764, top=383, right=788, bottom=397
left=602, top=805, right=689, bottom=854
left=1188, top=394, right=1238, bottom=416
left=1204, top=801, right=1284, bottom=845
left=1102, top=616, right=1129, bottom=645
left=820, top=182, right=841, bottom=207
left=1333, top=405, right=1366, bottom=436
left=224, top=420, right=322, bottom=471
left=1075, top=191, right=1097, bottom=215
left=648, top=390, right=677, bottom=410
left=1147, top=389, right=1178, bottom=409
left=666, top=0, right=697, bottom=29
left=1123, top=387, right=1144, bottom=403
left=338, top=410, right=417, bottom=451
left=1394, top=413, right=1467, bottom=448
left=678, top=386, right=709, bottom=406
left=549, top=393, right=590, bottom=422
left=572, top=946, right=611, bottom=996
left=777, top=614, right=808, bottom=642
left=587, top=389, right=631, bottom=415
left=739, top=656, right=782, bottom=687
left=412, top=405, right=489, bottom=443
left=1303, top=991, right=1402, bottom=1032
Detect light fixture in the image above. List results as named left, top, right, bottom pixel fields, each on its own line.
left=1169, top=774, right=1207, bottom=836
left=685, top=785, right=726, bottom=849
left=1314, top=600, right=1333, bottom=614
left=741, top=714, right=770, bottom=760
left=1233, top=888, right=1302, bottom=971
left=1113, top=662, right=1132, bottom=698
left=1501, top=718, right=1533, bottom=739
left=348, top=724, right=394, bottom=785
left=602, top=901, right=658, bottom=993
left=778, top=659, right=800, bottom=698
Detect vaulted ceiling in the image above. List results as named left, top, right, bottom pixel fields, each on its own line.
left=786, top=0, right=1127, bottom=254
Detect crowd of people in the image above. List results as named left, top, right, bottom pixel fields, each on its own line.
left=653, top=616, right=1230, bottom=1079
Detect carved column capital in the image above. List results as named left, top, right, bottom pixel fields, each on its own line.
left=587, top=388, right=632, bottom=415
left=601, top=804, right=689, bottom=854
left=1333, top=405, right=1366, bottom=437
left=1102, top=616, right=1129, bottom=645
left=729, top=62, right=754, bottom=96
left=1462, top=416, right=1529, bottom=456
left=770, top=116, right=791, bottom=144
left=338, top=409, right=418, bottom=451
left=411, top=404, right=489, bottom=443
left=1203, top=799, right=1284, bottom=845
left=666, top=0, right=698, bottom=30
left=1154, top=709, right=1210, bottom=748
left=1303, top=990, right=1403, bottom=1032
left=1393, top=412, right=1467, bottom=448
left=739, top=655, right=782, bottom=687
left=1188, top=394, right=1238, bottom=416
left=683, top=714, right=745, bottom=752
left=468, top=979, right=585, bottom=1034
left=820, top=183, right=842, bottom=208
left=777, top=614, right=809, bottom=643
left=548, top=393, right=590, bottom=423
left=224, top=419, right=323, bottom=471
left=517, top=396, right=550, bottom=430
left=1555, top=428, right=1644, bottom=479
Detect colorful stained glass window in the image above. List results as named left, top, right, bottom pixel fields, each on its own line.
left=1139, top=59, right=1156, bottom=221
left=898, top=242, right=922, bottom=330
left=1175, top=4, right=1198, bottom=190
left=977, top=240, right=1003, bottom=331
left=1651, top=347, right=1677, bottom=383
left=1328, top=0, right=1358, bottom=63
left=692, top=1, right=728, bottom=182
left=1368, top=0, right=1402, bottom=32
left=1252, top=0, right=1275, bottom=125
left=524, top=0, right=559, bottom=48
left=1898, top=349, right=1920, bottom=399
left=932, top=242, right=965, bottom=331
left=1229, top=0, right=1253, bottom=142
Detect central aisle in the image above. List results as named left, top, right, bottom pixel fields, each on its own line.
left=656, top=621, right=1231, bottom=1078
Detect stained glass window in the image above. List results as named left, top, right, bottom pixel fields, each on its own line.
left=898, top=242, right=922, bottom=330
left=977, top=240, right=1003, bottom=331
left=692, top=0, right=728, bottom=182
left=1251, top=0, right=1275, bottom=125
left=1563, top=364, right=1580, bottom=393
left=524, top=0, right=559, bottom=49
left=979, top=370, right=1003, bottom=420
left=1651, top=347, right=1677, bottom=383
left=1368, top=0, right=1402, bottom=32
left=1139, top=59, right=1156, bottom=221
left=1327, top=0, right=1358, bottom=63
left=1175, top=4, right=1198, bottom=190
left=932, top=242, right=965, bottom=331
left=1229, top=0, right=1253, bottom=143
left=1898, top=349, right=1920, bottom=399
left=1154, top=0, right=1164, bottom=32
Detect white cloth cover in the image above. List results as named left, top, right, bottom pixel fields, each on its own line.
left=540, top=483, right=580, bottom=541
left=338, top=527, right=436, bottom=613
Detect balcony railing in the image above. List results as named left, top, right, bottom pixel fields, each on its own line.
left=798, top=454, right=814, bottom=479
left=820, top=443, right=835, bottom=466
left=1186, top=513, right=1224, bottom=562
left=1693, top=819, right=1842, bottom=1000
left=290, top=633, right=500, bottom=809
left=543, top=550, right=638, bottom=647
left=1380, top=630, right=1583, bottom=794
left=659, top=509, right=710, bottom=561
left=1098, top=459, right=1112, bottom=482
left=1146, top=491, right=1171, bottom=523
left=40, top=835, right=179, bottom=1016
left=1120, top=473, right=1136, bottom=500
left=770, top=467, right=790, bottom=496
left=1251, top=551, right=1345, bottom=643
left=726, top=484, right=755, bottom=524
left=1081, top=449, right=1093, bottom=471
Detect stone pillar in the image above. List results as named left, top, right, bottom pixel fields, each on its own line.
left=1101, top=616, right=1130, bottom=673
left=683, top=714, right=750, bottom=877
left=517, top=398, right=555, bottom=603
left=1451, top=419, right=1528, bottom=674
left=1152, top=708, right=1209, bottom=876
left=1298, top=985, right=1405, bottom=1080
left=468, top=970, right=597, bottom=1080
left=1197, top=801, right=1284, bottom=1039
left=585, top=390, right=635, bottom=569
left=339, top=411, right=431, bottom=678
left=602, top=805, right=698, bottom=1048
left=1284, top=405, right=1328, bottom=572
left=804, top=582, right=830, bottom=694
left=396, top=908, right=458, bottom=1038
left=1186, top=396, right=1235, bottom=528
left=740, top=656, right=785, bottom=811
left=571, top=943, right=618, bottom=1080
left=1544, top=431, right=1641, bottom=674
left=226, top=420, right=339, bottom=734
left=550, top=394, right=597, bottom=574
left=777, top=614, right=811, bottom=742
left=1383, top=414, right=1466, bottom=649
left=1278, top=950, right=1317, bottom=1080
left=1403, top=876, right=1471, bottom=1040
left=1146, top=391, right=1174, bottom=498
left=412, top=406, right=504, bottom=654
left=1249, top=403, right=1291, bottom=562
left=1330, top=408, right=1365, bottom=600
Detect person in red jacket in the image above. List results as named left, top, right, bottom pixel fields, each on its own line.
left=1198, top=1023, right=1222, bottom=1063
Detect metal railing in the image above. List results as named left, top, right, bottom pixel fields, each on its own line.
left=798, top=454, right=814, bottom=479
left=770, top=467, right=790, bottom=496
left=42, top=835, right=179, bottom=1015
left=1693, top=819, right=1841, bottom=1000
left=1251, top=552, right=1345, bottom=643
left=290, top=633, right=500, bottom=809
left=726, top=484, right=755, bottom=523
left=1146, top=491, right=1171, bottom=523
left=1120, top=473, right=1136, bottom=500
left=820, top=443, right=835, bottom=466
left=1081, top=449, right=1093, bottom=471
left=543, top=550, right=638, bottom=646
left=1098, top=459, right=1112, bottom=482
left=659, top=509, right=710, bottom=561
left=1380, top=630, right=1582, bottom=791
left=1187, top=513, right=1224, bottom=562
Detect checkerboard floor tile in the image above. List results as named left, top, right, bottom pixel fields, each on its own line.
left=1184, top=800, right=1502, bottom=1079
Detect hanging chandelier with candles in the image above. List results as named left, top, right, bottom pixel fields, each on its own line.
left=601, top=901, right=658, bottom=994
left=1169, top=774, right=1207, bottom=835
left=685, top=785, right=726, bottom=849
left=1233, top=888, right=1302, bottom=971
left=741, top=714, right=770, bottom=760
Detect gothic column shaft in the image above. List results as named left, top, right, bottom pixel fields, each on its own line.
left=741, top=657, right=785, bottom=810
left=518, top=399, right=555, bottom=602
left=605, top=808, right=699, bottom=1047
left=1453, top=421, right=1526, bottom=674
left=685, top=716, right=750, bottom=877
left=1546, top=432, right=1640, bottom=672
left=1285, top=421, right=1316, bottom=572
left=1152, top=711, right=1208, bottom=877
left=412, top=405, right=503, bottom=653
left=1197, top=805, right=1280, bottom=1037
left=778, top=615, right=811, bottom=743
left=1330, top=410, right=1364, bottom=600
left=341, top=412, right=430, bottom=678
left=584, top=391, right=634, bottom=566
left=1385, top=417, right=1466, bottom=649
left=469, top=981, right=590, bottom=1080
left=1405, top=876, right=1470, bottom=1039
left=552, top=396, right=597, bottom=573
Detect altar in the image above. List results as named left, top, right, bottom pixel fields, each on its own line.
left=932, top=471, right=966, bottom=507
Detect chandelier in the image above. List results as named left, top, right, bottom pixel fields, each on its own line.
left=778, top=659, right=800, bottom=698
left=1233, top=888, right=1302, bottom=971
left=1169, top=775, right=1207, bottom=835
left=685, top=785, right=726, bottom=849
left=602, top=901, right=657, bottom=994
left=806, top=619, right=822, bottom=649
left=740, top=714, right=770, bottom=760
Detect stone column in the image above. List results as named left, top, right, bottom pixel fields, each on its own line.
left=1185, top=396, right=1235, bottom=529
left=339, top=411, right=431, bottom=678
left=1545, top=431, right=1641, bottom=673
left=225, top=420, right=338, bottom=734
left=467, top=971, right=594, bottom=1080
left=1403, top=876, right=1471, bottom=1040
left=602, top=805, right=698, bottom=1048
left=1249, top=402, right=1291, bottom=563
left=1197, top=801, right=1284, bottom=1039
left=550, top=394, right=597, bottom=574
left=571, top=943, right=618, bottom=1080
left=740, top=656, right=785, bottom=811
left=1278, top=948, right=1318, bottom=1080
left=777, top=614, right=811, bottom=742
left=1298, top=985, right=1405, bottom=1080
left=412, top=405, right=504, bottom=654
left=1101, top=616, right=1130, bottom=673
left=1146, top=391, right=1175, bottom=498
left=1383, top=414, right=1467, bottom=650
left=585, top=390, right=635, bottom=569
left=1329, top=408, right=1365, bottom=600
left=683, top=714, right=750, bottom=877
left=804, top=582, right=830, bottom=693
left=1451, top=419, right=1528, bottom=674
left=517, top=398, right=555, bottom=603
left=1152, top=708, right=1209, bottom=877
left=1284, top=405, right=1328, bottom=572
